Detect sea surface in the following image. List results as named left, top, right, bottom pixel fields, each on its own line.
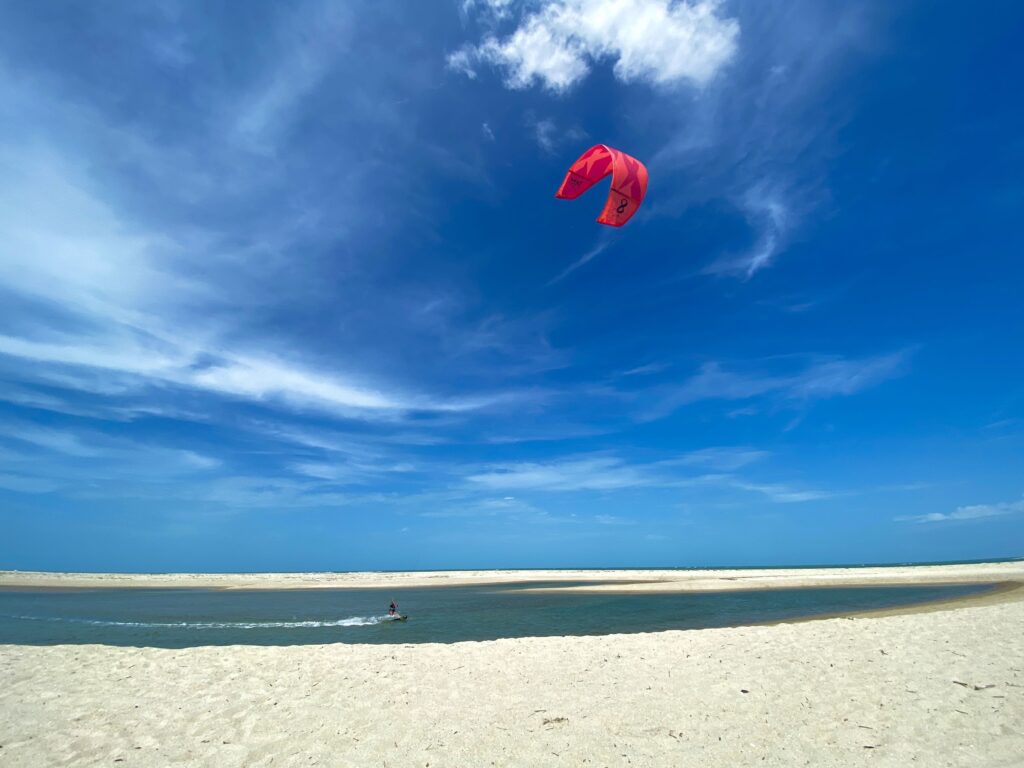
left=0, top=582, right=993, bottom=648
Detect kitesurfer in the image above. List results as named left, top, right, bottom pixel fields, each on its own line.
left=388, top=599, right=398, bottom=617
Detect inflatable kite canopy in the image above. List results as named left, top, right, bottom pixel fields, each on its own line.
left=555, top=144, right=648, bottom=227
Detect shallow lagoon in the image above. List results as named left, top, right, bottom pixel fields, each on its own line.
left=0, top=581, right=992, bottom=647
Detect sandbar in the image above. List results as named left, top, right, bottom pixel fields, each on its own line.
left=2, top=560, right=1022, bottom=591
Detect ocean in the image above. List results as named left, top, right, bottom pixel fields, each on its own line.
left=0, top=581, right=993, bottom=648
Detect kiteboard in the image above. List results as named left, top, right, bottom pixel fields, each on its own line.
left=383, top=614, right=408, bottom=622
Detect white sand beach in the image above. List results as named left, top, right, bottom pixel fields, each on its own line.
left=2, top=565, right=1023, bottom=766
left=3, top=560, right=1023, bottom=591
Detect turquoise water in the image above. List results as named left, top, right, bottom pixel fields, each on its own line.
left=0, top=582, right=993, bottom=648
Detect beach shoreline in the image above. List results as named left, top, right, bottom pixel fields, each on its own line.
left=766, top=578, right=1024, bottom=624
left=2, top=563, right=1023, bottom=766
left=2, top=594, right=1021, bottom=767
left=2, top=560, right=1022, bottom=592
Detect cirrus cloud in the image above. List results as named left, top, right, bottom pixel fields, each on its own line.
left=896, top=497, right=1024, bottom=524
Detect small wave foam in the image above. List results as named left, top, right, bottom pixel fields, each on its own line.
left=6, top=614, right=385, bottom=630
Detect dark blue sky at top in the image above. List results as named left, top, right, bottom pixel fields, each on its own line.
left=0, top=0, right=1021, bottom=571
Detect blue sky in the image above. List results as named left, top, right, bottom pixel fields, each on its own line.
left=1, top=0, right=1021, bottom=571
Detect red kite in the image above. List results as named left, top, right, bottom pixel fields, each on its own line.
left=555, top=144, right=648, bottom=227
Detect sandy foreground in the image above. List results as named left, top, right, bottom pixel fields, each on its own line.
left=1, top=565, right=1023, bottom=767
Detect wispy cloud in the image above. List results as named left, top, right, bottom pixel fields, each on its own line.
left=463, top=450, right=828, bottom=503
left=526, top=114, right=586, bottom=156
left=665, top=446, right=770, bottom=471
left=288, top=461, right=402, bottom=485
left=182, top=475, right=360, bottom=510
left=460, top=0, right=514, bottom=22
left=3, top=421, right=103, bottom=458
left=532, top=117, right=559, bottom=154
left=467, top=455, right=651, bottom=492
left=451, top=0, right=739, bottom=92
left=595, top=513, right=634, bottom=525
left=0, top=108, right=435, bottom=420
left=179, top=451, right=222, bottom=470
left=419, top=494, right=575, bottom=527
left=232, top=3, right=353, bottom=153
left=0, top=422, right=226, bottom=501
left=0, top=473, right=61, bottom=494
left=620, top=362, right=671, bottom=377
left=0, top=9, right=541, bottom=437
left=704, top=185, right=791, bottom=277
left=547, top=237, right=613, bottom=285
left=447, top=48, right=478, bottom=80
left=671, top=472, right=831, bottom=503
left=0, top=135, right=535, bottom=424
left=896, top=497, right=1024, bottom=524
left=643, top=2, right=875, bottom=277
left=728, top=479, right=832, bottom=503
left=644, top=352, right=909, bottom=420
left=0, top=332, right=484, bottom=419
left=190, top=356, right=407, bottom=413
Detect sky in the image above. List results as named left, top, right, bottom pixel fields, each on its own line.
left=0, top=0, right=1022, bottom=572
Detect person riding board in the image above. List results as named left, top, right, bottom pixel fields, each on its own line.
left=388, top=599, right=398, bottom=617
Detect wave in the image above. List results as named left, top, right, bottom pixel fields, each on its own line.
left=4, top=614, right=386, bottom=630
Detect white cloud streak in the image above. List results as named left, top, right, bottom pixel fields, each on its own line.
left=525, top=113, right=586, bottom=156
left=451, top=0, right=739, bottom=92
left=0, top=333, right=425, bottom=417
left=640, top=3, right=878, bottom=277
left=897, top=497, right=1024, bottom=524
left=729, top=480, right=832, bottom=503
left=547, top=239, right=612, bottom=285
left=665, top=446, right=770, bottom=471
left=0, top=473, right=60, bottom=494
left=467, top=456, right=650, bottom=492
left=464, top=450, right=827, bottom=503
left=0, top=142, right=507, bottom=421
left=704, top=185, right=791, bottom=277
left=232, top=3, right=353, bottom=153
left=646, top=352, right=908, bottom=419
left=532, top=118, right=558, bottom=153
left=2, top=421, right=103, bottom=458
left=620, top=362, right=671, bottom=377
